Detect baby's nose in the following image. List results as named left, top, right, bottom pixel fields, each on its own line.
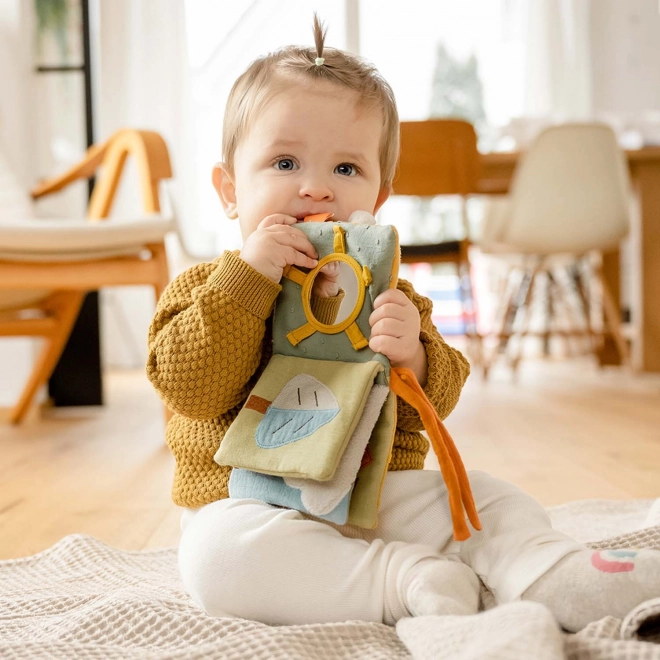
left=299, top=179, right=333, bottom=201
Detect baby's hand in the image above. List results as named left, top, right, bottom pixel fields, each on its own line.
left=312, top=261, right=341, bottom=298
left=369, top=288, right=428, bottom=385
left=240, top=215, right=318, bottom=283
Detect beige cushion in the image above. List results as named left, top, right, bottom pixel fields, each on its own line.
left=0, top=215, right=174, bottom=261
left=0, top=148, right=173, bottom=260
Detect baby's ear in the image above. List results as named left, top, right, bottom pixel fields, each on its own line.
left=373, top=186, right=391, bottom=214
left=212, top=163, right=238, bottom=219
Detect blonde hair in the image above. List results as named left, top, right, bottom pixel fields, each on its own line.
left=222, top=15, right=399, bottom=188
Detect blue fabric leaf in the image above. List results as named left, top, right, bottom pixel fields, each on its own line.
left=256, top=407, right=339, bottom=448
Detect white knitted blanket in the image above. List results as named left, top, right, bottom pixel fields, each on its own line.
left=1, top=499, right=660, bottom=660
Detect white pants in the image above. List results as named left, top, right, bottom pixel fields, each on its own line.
left=178, top=470, right=583, bottom=625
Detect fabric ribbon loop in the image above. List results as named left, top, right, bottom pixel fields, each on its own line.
left=390, top=367, right=482, bottom=541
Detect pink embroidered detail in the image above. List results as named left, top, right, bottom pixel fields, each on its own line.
left=591, top=550, right=636, bottom=573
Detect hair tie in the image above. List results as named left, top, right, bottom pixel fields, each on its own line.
left=315, top=57, right=325, bottom=66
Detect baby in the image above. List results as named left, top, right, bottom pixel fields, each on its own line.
left=147, top=18, right=659, bottom=631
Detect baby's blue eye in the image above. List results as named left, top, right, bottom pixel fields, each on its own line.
left=275, top=158, right=296, bottom=171
left=335, top=163, right=357, bottom=176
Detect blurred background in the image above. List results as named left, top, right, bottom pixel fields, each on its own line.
left=3, top=0, right=660, bottom=402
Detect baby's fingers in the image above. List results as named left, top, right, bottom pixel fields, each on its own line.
left=259, top=213, right=298, bottom=229
left=368, top=334, right=402, bottom=362
left=320, top=261, right=341, bottom=277
left=369, top=302, right=406, bottom=328
left=285, top=245, right=318, bottom=269
left=273, top=227, right=318, bottom=260
left=373, top=288, right=410, bottom=309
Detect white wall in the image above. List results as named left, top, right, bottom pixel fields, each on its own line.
left=589, top=0, right=660, bottom=343
left=96, top=0, right=191, bottom=369
left=0, top=2, right=33, bottom=183
left=590, top=0, right=660, bottom=117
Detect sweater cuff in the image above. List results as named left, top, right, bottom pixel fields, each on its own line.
left=418, top=328, right=470, bottom=418
left=207, top=250, right=282, bottom=320
left=311, top=289, right=346, bottom=325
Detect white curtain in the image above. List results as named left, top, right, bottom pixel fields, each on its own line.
left=522, top=0, right=593, bottom=121
left=97, top=0, right=214, bottom=260
left=0, top=0, right=39, bottom=406
left=96, top=0, right=216, bottom=368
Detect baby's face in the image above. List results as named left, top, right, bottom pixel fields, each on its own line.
left=228, top=81, right=388, bottom=240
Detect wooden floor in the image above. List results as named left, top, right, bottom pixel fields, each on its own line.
left=1, top=357, right=660, bottom=560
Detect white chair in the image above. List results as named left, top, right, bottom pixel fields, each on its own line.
left=0, top=129, right=173, bottom=423
left=479, top=123, right=632, bottom=372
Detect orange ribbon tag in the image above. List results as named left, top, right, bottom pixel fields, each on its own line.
left=390, top=367, right=482, bottom=541
left=303, top=213, right=334, bottom=223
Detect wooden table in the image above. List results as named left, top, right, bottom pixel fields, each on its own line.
left=478, top=147, right=660, bottom=373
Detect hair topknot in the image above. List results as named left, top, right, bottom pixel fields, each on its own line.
left=312, top=13, right=327, bottom=59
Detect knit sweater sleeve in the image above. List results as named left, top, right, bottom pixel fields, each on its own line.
left=310, top=289, right=345, bottom=325
left=146, top=251, right=281, bottom=420
left=395, top=279, right=470, bottom=431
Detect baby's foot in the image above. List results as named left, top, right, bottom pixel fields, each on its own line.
left=403, top=558, right=480, bottom=617
left=523, top=548, right=660, bottom=632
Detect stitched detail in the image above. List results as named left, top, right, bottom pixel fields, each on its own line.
left=244, top=395, right=271, bottom=414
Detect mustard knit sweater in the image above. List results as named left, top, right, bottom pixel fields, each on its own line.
left=147, top=250, right=470, bottom=508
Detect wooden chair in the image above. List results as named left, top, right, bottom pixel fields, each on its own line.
left=394, top=119, right=483, bottom=368
left=0, top=129, right=173, bottom=423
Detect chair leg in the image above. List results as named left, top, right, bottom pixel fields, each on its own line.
left=508, top=267, right=539, bottom=374
left=546, top=269, right=575, bottom=357
left=502, top=268, right=532, bottom=352
left=457, top=258, right=484, bottom=371
left=552, top=263, right=598, bottom=358
left=565, top=261, right=600, bottom=356
left=9, top=292, right=85, bottom=424
left=482, top=265, right=521, bottom=375
left=150, top=243, right=170, bottom=305
left=534, top=272, right=549, bottom=357
left=486, top=266, right=531, bottom=372
left=546, top=268, right=577, bottom=358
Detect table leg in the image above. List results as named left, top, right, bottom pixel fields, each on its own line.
left=597, top=251, right=622, bottom=366
left=637, top=162, right=660, bottom=372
